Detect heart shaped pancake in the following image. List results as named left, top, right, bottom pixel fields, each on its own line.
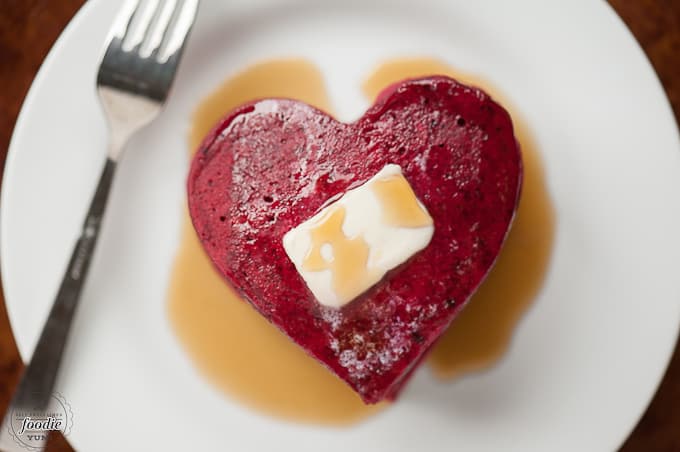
left=188, top=76, right=522, bottom=403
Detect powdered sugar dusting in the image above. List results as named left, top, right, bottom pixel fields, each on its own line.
left=320, top=306, right=343, bottom=331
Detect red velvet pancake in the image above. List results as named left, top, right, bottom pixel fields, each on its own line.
left=187, top=76, right=522, bottom=403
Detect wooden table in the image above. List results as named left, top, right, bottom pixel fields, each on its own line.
left=0, top=1, right=678, bottom=450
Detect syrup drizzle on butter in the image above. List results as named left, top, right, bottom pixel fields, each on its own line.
left=372, top=175, right=433, bottom=228
left=302, top=205, right=372, bottom=301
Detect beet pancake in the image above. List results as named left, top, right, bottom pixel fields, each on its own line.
left=188, top=76, right=522, bottom=404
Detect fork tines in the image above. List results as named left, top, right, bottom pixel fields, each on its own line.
left=97, top=0, right=198, bottom=101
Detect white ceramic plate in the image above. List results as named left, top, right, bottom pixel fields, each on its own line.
left=3, top=0, right=680, bottom=450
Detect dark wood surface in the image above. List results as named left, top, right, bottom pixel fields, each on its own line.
left=0, top=1, right=678, bottom=451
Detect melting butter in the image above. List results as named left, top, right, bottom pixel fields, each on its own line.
left=283, top=164, right=434, bottom=308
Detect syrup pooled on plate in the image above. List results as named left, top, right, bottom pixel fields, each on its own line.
left=168, top=58, right=554, bottom=423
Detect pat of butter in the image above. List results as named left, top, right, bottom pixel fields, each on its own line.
left=282, top=164, right=434, bottom=308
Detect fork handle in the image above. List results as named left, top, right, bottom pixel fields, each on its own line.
left=9, top=157, right=117, bottom=411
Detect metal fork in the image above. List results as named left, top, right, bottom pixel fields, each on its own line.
left=0, top=1, right=198, bottom=450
